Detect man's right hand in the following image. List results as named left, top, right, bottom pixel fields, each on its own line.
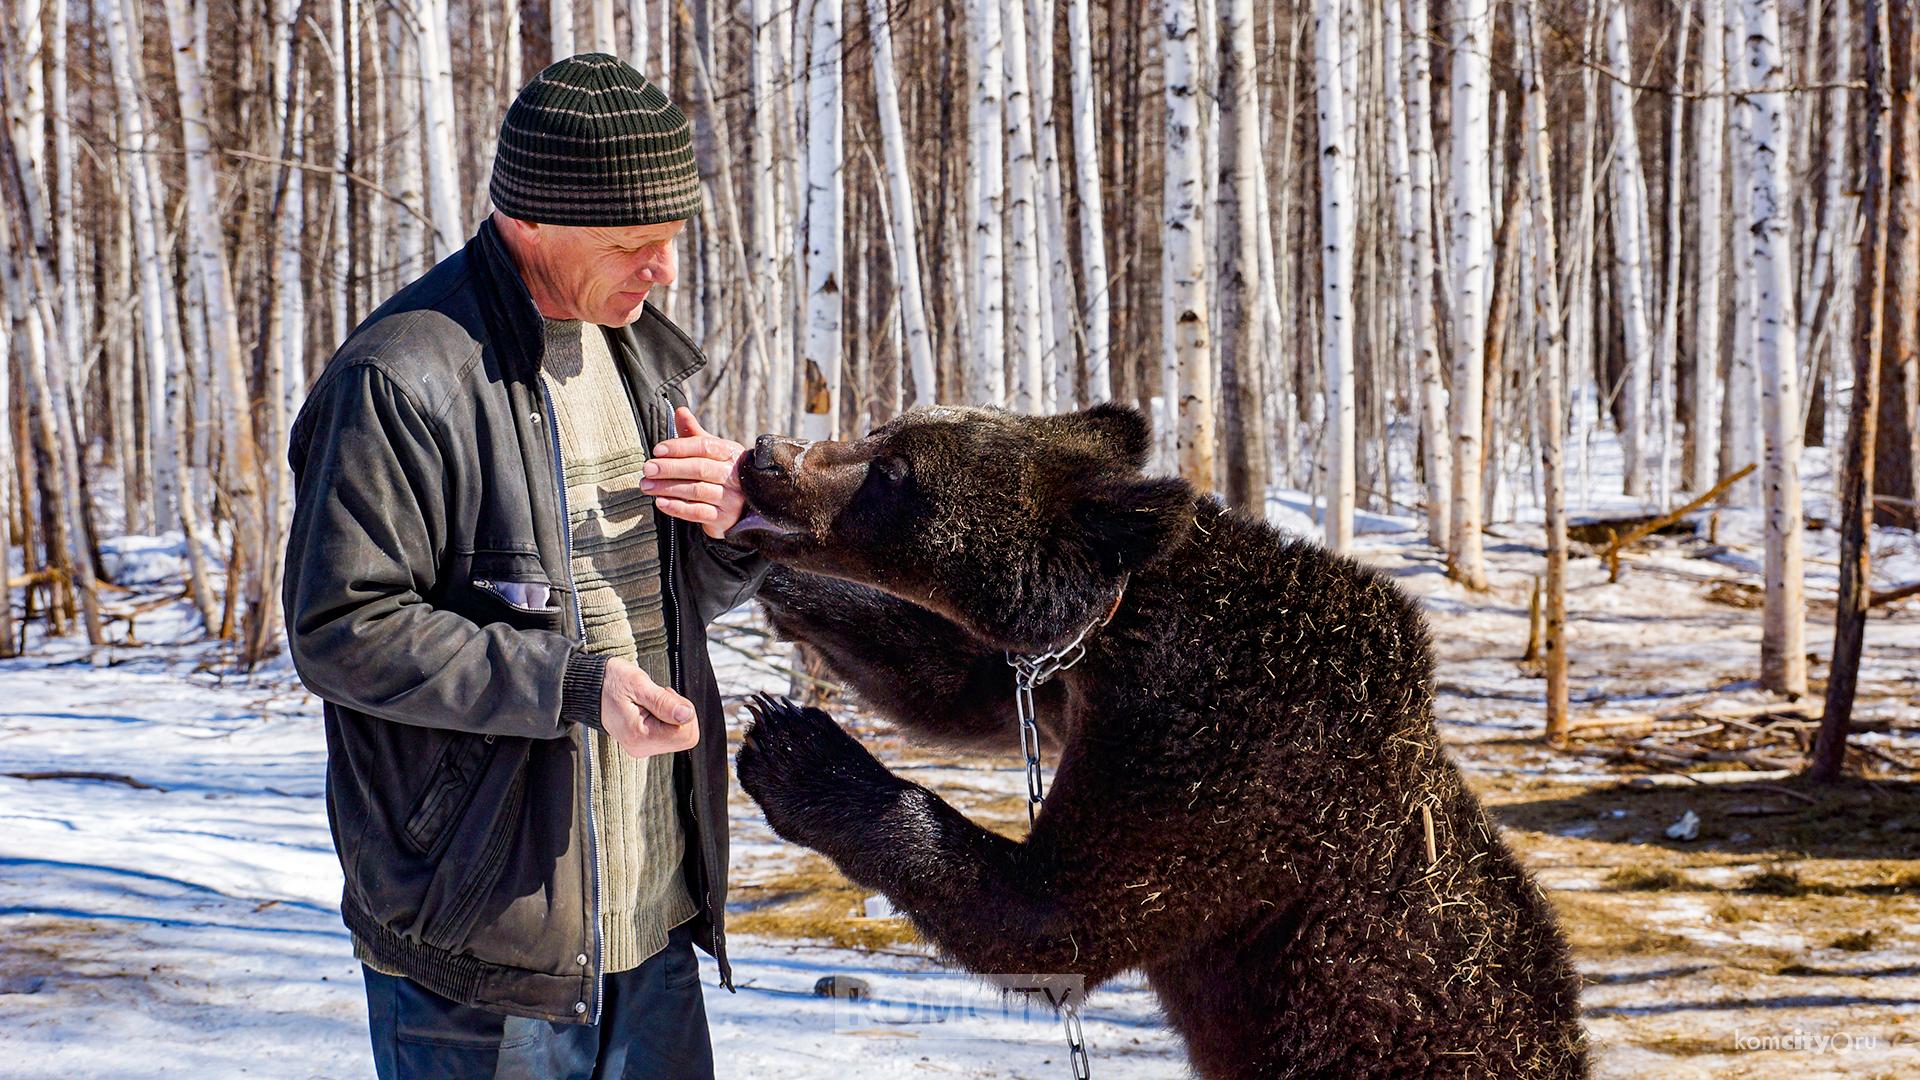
left=599, top=657, right=700, bottom=758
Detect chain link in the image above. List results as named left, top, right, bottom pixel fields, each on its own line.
left=1002, top=575, right=1126, bottom=1078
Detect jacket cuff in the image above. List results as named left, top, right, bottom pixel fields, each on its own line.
left=561, top=649, right=608, bottom=731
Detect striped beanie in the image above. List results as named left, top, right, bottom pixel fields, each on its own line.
left=490, top=54, right=703, bottom=227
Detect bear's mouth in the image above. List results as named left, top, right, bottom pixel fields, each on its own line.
left=725, top=508, right=804, bottom=544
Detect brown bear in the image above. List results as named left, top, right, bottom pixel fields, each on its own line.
left=728, top=403, right=1587, bottom=1079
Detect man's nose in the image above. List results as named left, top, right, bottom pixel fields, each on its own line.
left=639, top=241, right=677, bottom=286
left=748, top=434, right=807, bottom=475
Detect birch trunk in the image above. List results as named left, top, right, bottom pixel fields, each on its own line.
left=329, top=0, right=353, bottom=347
left=1740, top=0, right=1808, bottom=697
left=592, top=0, right=616, bottom=53
left=415, top=0, right=462, bottom=257
left=1066, top=0, right=1110, bottom=403
left=1693, top=0, right=1728, bottom=491
left=552, top=0, right=576, bottom=57
left=1164, top=0, right=1215, bottom=486
left=1002, top=0, right=1044, bottom=413
left=749, top=0, right=779, bottom=429
left=969, top=0, right=1007, bottom=406
left=1724, top=0, right=1762, bottom=501
left=1401, top=0, right=1448, bottom=547
left=1029, top=0, right=1074, bottom=412
left=1447, top=0, right=1492, bottom=587
left=1605, top=0, right=1657, bottom=497
left=867, top=0, right=936, bottom=406
left=1519, top=1, right=1569, bottom=742
left=627, top=0, right=650, bottom=72
left=1655, top=3, right=1693, bottom=507
left=1217, top=0, right=1265, bottom=510
left=1312, top=0, right=1354, bottom=550
left=798, top=0, right=842, bottom=442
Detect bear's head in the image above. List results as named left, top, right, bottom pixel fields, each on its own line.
left=728, top=403, right=1193, bottom=652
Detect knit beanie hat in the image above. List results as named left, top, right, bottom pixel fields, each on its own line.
left=490, top=54, right=703, bottom=227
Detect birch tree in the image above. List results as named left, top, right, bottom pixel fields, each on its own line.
left=866, top=0, right=936, bottom=406
left=1066, top=0, right=1110, bottom=403
left=799, top=0, right=843, bottom=441
left=969, top=0, right=1007, bottom=406
left=1693, top=0, right=1728, bottom=492
left=1217, top=0, right=1266, bottom=510
left=1604, top=0, right=1657, bottom=497
left=1740, top=0, right=1808, bottom=697
left=1164, top=0, right=1215, bottom=486
left=1402, top=0, right=1448, bottom=549
left=1313, top=0, right=1355, bottom=550
left=1002, top=0, right=1046, bottom=412
left=1447, top=0, right=1493, bottom=588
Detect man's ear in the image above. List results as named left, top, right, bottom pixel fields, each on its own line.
left=1065, top=471, right=1191, bottom=577
left=1040, top=402, right=1155, bottom=470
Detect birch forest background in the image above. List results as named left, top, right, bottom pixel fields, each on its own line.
left=0, top=0, right=1915, bottom=763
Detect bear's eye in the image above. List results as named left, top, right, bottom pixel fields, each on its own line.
left=873, top=456, right=910, bottom=485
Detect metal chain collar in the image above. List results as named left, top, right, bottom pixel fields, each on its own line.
left=1003, top=574, right=1126, bottom=1080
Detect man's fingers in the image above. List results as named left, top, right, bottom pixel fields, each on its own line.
left=650, top=435, right=739, bottom=462
left=642, top=456, right=734, bottom=483
left=653, top=497, right=720, bottom=522
left=634, top=679, right=697, bottom=726
left=640, top=479, right=727, bottom=503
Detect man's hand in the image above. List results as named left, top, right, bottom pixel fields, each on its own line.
left=599, top=656, right=700, bottom=758
left=641, top=407, right=747, bottom=538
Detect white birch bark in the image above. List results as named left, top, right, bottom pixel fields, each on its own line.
left=1739, top=0, right=1807, bottom=697
left=1693, top=0, right=1727, bottom=491
left=1447, top=0, right=1492, bottom=586
left=798, top=0, right=842, bottom=441
left=1312, top=0, right=1354, bottom=551
left=1402, top=0, right=1449, bottom=547
left=969, top=0, right=1007, bottom=406
left=866, top=0, right=936, bottom=406
left=591, top=0, right=616, bottom=53
left=551, top=0, right=576, bottom=57
left=1028, top=0, right=1075, bottom=412
left=1724, top=0, right=1760, bottom=501
left=1066, top=0, right=1110, bottom=403
left=1002, top=0, right=1044, bottom=413
left=1798, top=0, right=1853, bottom=426
left=1654, top=2, right=1692, bottom=508
left=414, top=0, right=461, bottom=256
left=1519, top=0, right=1569, bottom=740
left=750, top=0, right=778, bottom=429
left=1604, top=0, right=1657, bottom=497
left=1164, top=0, right=1214, bottom=485
left=51, top=0, right=96, bottom=525
left=627, top=0, right=650, bottom=73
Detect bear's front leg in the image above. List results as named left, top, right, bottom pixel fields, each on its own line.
left=756, top=565, right=1058, bottom=749
left=736, top=696, right=1187, bottom=989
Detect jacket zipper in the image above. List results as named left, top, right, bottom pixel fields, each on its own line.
left=539, top=374, right=606, bottom=1026
left=655, top=388, right=724, bottom=983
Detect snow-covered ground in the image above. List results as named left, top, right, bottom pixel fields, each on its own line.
left=3, top=435, right=1918, bottom=1077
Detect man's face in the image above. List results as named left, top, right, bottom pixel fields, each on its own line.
left=504, top=215, right=686, bottom=326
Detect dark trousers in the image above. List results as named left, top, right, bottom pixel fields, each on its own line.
left=361, top=922, right=714, bottom=1080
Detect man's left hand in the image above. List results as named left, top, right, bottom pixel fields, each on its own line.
left=642, top=407, right=748, bottom=538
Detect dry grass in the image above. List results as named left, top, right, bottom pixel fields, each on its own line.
left=727, top=857, right=920, bottom=951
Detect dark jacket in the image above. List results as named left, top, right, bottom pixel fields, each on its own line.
left=284, top=219, right=766, bottom=1024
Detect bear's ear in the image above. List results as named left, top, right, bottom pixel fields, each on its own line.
left=1042, top=402, right=1155, bottom=470
left=1064, top=471, right=1192, bottom=577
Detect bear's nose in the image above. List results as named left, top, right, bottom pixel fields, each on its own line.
left=749, top=434, right=805, bottom=476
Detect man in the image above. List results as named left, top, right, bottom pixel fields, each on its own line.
left=284, top=54, right=766, bottom=1079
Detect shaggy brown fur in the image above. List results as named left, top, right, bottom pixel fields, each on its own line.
left=729, top=403, right=1588, bottom=1078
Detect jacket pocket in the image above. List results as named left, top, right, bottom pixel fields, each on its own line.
left=401, top=731, right=498, bottom=859
left=421, top=761, right=528, bottom=955
left=460, top=550, right=564, bottom=632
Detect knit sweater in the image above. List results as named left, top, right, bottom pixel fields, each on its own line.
left=542, top=317, right=697, bottom=973
left=352, top=318, right=693, bottom=979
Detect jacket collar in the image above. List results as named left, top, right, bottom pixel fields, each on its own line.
left=469, top=217, right=706, bottom=393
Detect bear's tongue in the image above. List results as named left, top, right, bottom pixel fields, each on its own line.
left=726, top=510, right=801, bottom=542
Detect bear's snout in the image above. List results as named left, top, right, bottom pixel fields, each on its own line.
left=748, top=433, right=806, bottom=477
